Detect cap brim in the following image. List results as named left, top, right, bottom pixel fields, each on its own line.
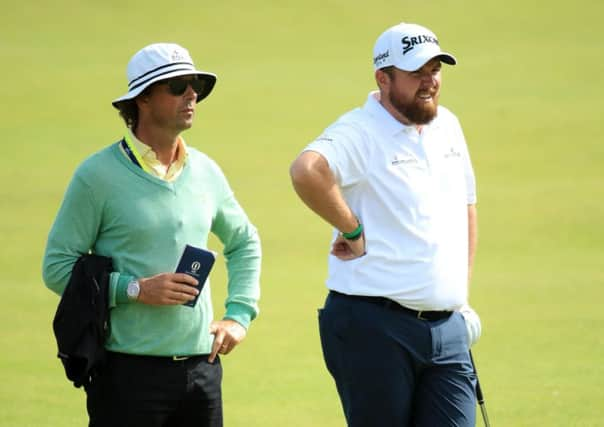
left=438, top=53, right=457, bottom=66
left=394, top=51, right=457, bottom=72
left=112, top=70, right=217, bottom=108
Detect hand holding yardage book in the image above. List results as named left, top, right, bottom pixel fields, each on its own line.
left=175, top=244, right=216, bottom=307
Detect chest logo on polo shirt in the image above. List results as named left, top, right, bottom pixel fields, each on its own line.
left=444, top=146, right=461, bottom=159
left=391, top=155, right=419, bottom=166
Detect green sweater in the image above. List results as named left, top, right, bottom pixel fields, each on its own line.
left=43, top=142, right=261, bottom=356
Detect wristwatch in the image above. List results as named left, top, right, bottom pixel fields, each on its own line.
left=126, top=280, right=141, bottom=301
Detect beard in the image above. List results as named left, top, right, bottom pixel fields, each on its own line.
left=388, top=91, right=439, bottom=125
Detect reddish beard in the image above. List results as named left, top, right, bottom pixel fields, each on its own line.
left=388, top=91, right=438, bottom=125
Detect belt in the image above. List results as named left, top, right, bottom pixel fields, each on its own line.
left=329, top=290, right=452, bottom=321
left=107, top=352, right=200, bottom=362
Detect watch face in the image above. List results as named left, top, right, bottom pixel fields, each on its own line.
left=127, top=281, right=140, bottom=299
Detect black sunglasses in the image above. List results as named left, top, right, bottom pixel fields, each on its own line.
left=164, top=77, right=207, bottom=96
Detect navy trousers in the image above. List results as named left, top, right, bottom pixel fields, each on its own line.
left=319, top=291, right=476, bottom=427
left=85, top=352, right=223, bottom=427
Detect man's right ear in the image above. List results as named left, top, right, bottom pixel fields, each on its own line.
left=135, top=95, right=149, bottom=108
left=375, top=69, right=390, bottom=89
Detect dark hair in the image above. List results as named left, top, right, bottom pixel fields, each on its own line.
left=115, top=86, right=153, bottom=131
left=116, top=99, right=139, bottom=130
left=379, top=66, right=395, bottom=79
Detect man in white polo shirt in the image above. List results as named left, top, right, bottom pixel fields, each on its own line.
left=290, top=22, right=481, bottom=426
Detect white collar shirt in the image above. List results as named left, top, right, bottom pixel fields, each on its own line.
left=304, top=91, right=477, bottom=310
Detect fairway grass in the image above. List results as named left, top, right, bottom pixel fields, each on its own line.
left=1, top=1, right=603, bottom=426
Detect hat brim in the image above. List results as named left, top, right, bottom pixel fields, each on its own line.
left=437, top=53, right=457, bottom=66
left=112, top=70, right=217, bottom=108
left=394, top=51, right=457, bottom=72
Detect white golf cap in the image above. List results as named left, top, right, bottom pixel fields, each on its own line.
left=372, top=23, right=456, bottom=71
left=112, top=43, right=217, bottom=108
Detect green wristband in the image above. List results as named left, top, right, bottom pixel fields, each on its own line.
left=342, top=222, right=363, bottom=241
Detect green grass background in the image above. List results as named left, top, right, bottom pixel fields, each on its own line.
left=1, top=0, right=603, bottom=425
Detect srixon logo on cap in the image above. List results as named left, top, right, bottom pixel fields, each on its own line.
left=401, top=34, right=439, bottom=54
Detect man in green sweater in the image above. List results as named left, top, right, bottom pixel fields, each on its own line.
left=42, top=43, right=261, bottom=427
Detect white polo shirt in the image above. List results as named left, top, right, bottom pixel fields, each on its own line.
left=304, top=91, right=476, bottom=311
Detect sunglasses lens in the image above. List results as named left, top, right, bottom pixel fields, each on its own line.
left=190, top=79, right=205, bottom=94
left=167, top=79, right=188, bottom=95
left=166, top=78, right=206, bottom=96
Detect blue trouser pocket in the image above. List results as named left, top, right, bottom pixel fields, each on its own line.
left=430, top=312, right=469, bottom=360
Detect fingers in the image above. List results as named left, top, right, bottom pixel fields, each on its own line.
left=460, top=305, right=481, bottom=347
left=164, top=287, right=198, bottom=304
left=208, top=320, right=246, bottom=363
left=167, top=274, right=200, bottom=303
left=208, top=328, right=225, bottom=363
left=138, top=273, right=200, bottom=305
left=331, top=235, right=366, bottom=260
left=173, top=273, right=199, bottom=286
left=208, top=328, right=235, bottom=363
left=159, top=284, right=200, bottom=304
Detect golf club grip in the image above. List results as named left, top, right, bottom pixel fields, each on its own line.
left=475, top=377, right=485, bottom=404
left=469, top=351, right=485, bottom=402
left=470, top=350, right=490, bottom=426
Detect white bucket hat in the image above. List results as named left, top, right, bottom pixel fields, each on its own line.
left=373, top=23, right=456, bottom=72
left=112, top=43, right=217, bottom=108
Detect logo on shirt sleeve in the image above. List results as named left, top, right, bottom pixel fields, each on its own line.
left=314, top=135, right=334, bottom=143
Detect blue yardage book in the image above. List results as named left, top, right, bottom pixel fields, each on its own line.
left=175, top=244, right=216, bottom=307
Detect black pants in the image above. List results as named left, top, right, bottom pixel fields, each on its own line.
left=86, top=352, right=223, bottom=427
